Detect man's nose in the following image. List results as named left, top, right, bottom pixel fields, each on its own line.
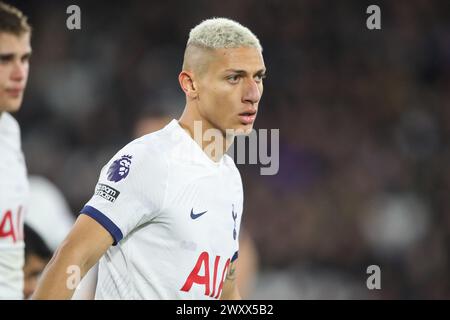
left=10, top=61, right=27, bottom=82
left=242, top=78, right=261, bottom=105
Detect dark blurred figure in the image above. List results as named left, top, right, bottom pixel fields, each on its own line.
left=23, top=224, right=52, bottom=299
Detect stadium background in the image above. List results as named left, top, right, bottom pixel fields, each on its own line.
left=9, top=0, right=450, bottom=298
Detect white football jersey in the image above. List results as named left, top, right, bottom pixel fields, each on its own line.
left=0, top=112, right=27, bottom=299
left=81, top=119, right=243, bottom=299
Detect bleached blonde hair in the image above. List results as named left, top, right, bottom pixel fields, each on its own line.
left=186, top=17, right=262, bottom=51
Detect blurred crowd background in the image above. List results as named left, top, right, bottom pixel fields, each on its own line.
left=9, top=0, right=450, bottom=299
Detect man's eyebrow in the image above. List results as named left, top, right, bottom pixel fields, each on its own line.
left=0, top=50, right=32, bottom=57
left=224, top=68, right=267, bottom=75
left=224, top=69, right=247, bottom=75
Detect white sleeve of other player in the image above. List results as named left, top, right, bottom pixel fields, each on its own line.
left=80, top=141, right=167, bottom=245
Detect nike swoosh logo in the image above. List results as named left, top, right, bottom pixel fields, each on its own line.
left=190, top=208, right=208, bottom=219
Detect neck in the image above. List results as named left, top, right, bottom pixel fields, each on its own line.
left=178, top=104, right=234, bottom=162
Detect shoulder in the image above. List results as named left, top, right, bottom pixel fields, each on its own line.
left=126, top=119, right=181, bottom=160
left=106, top=136, right=167, bottom=181
left=0, top=112, right=22, bottom=149
left=0, top=112, right=20, bottom=135
left=0, top=112, right=19, bottom=126
left=102, top=129, right=173, bottom=187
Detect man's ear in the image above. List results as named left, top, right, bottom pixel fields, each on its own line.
left=179, top=71, right=198, bottom=99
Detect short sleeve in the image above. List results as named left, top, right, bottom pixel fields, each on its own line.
left=80, top=140, right=167, bottom=245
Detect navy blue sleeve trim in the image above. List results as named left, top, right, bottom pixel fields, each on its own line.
left=80, top=205, right=124, bottom=246
left=231, top=251, right=239, bottom=262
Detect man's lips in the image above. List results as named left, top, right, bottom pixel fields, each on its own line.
left=238, top=109, right=257, bottom=125
left=5, top=88, right=24, bottom=97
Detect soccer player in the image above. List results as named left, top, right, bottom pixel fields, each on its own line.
left=0, top=1, right=32, bottom=299
left=33, top=17, right=266, bottom=300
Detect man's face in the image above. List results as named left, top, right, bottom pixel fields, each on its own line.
left=23, top=254, right=48, bottom=299
left=0, top=32, right=31, bottom=113
left=195, top=47, right=266, bottom=134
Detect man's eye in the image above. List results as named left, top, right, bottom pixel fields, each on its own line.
left=0, top=55, right=13, bottom=64
left=227, top=75, right=241, bottom=83
left=255, top=74, right=267, bottom=82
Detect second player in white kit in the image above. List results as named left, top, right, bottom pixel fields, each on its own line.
left=0, top=2, right=32, bottom=300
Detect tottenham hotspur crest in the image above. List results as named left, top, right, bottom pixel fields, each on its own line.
left=232, top=204, right=238, bottom=240
left=107, top=155, right=133, bottom=182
